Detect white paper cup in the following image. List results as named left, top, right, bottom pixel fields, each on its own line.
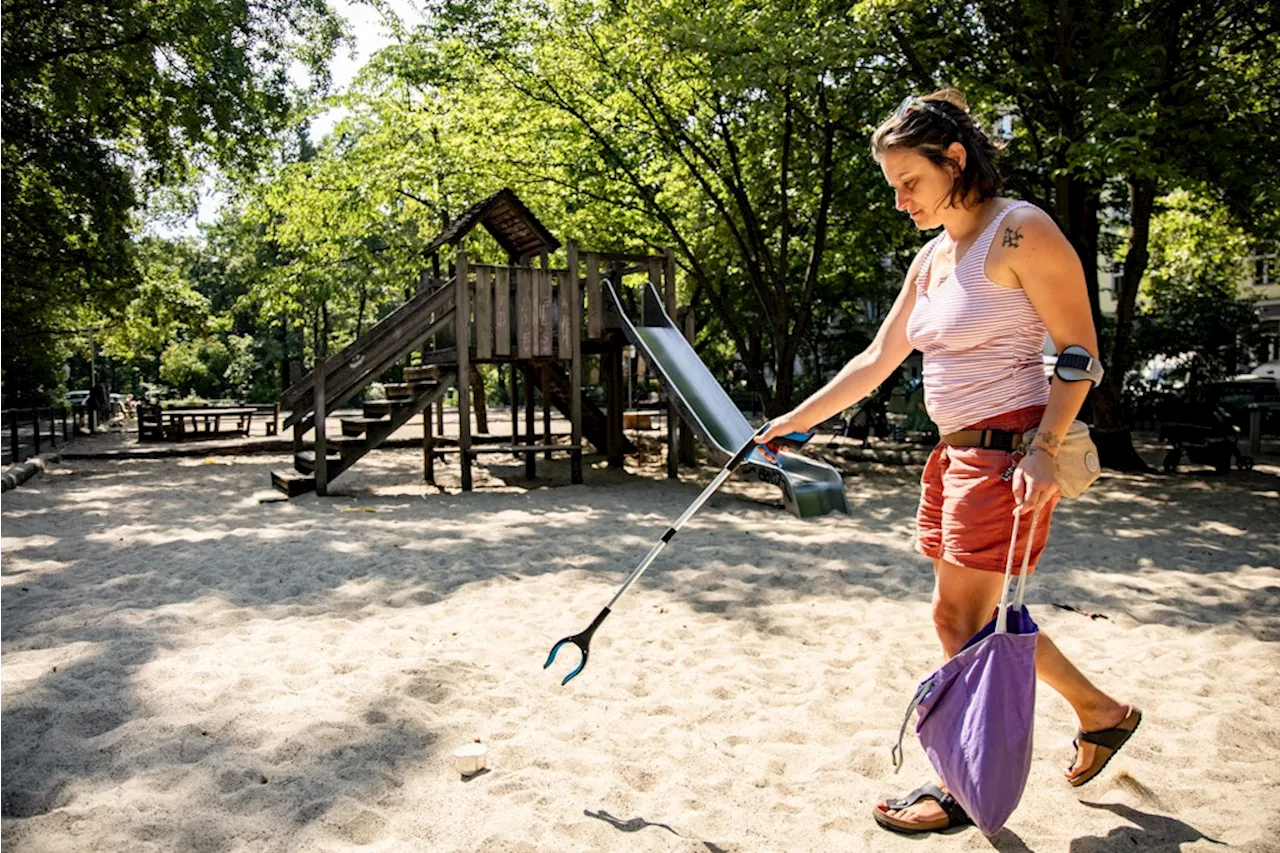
left=453, top=743, right=488, bottom=776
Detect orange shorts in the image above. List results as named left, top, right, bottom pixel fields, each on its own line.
left=916, top=406, right=1058, bottom=574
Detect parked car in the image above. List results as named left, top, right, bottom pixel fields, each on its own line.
left=1235, top=360, right=1280, bottom=386
left=66, top=390, right=90, bottom=408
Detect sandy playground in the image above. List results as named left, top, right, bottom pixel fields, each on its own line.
left=2, top=436, right=1279, bottom=852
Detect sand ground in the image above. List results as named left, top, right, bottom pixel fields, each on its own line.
left=2, top=434, right=1278, bottom=852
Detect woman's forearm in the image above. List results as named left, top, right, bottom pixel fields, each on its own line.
left=1031, top=377, right=1091, bottom=456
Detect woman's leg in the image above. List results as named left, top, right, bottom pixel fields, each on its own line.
left=880, top=559, right=1130, bottom=825
left=934, top=558, right=1132, bottom=780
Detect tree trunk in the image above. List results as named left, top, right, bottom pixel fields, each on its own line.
left=1058, top=174, right=1152, bottom=471
left=470, top=367, right=488, bottom=433
left=1085, top=177, right=1157, bottom=471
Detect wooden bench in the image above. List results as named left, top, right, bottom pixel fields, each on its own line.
left=249, top=403, right=279, bottom=436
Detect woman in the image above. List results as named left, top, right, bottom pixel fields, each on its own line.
left=756, top=89, right=1141, bottom=834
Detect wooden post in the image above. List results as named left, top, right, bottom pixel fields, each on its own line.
left=48, top=406, right=56, bottom=448
left=656, top=252, right=675, bottom=478
left=314, top=354, right=328, bottom=496
left=1249, top=405, right=1262, bottom=456
left=542, top=364, right=552, bottom=460
left=510, top=364, right=520, bottom=459
left=32, top=408, right=40, bottom=456
left=423, top=403, right=435, bottom=484
left=524, top=365, right=536, bottom=479
left=567, top=240, right=583, bottom=485
left=680, top=304, right=698, bottom=466
left=607, top=344, right=625, bottom=469
left=457, top=248, right=473, bottom=491
left=9, top=414, right=18, bottom=464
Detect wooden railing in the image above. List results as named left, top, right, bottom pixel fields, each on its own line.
left=281, top=280, right=456, bottom=429
left=2, top=406, right=73, bottom=466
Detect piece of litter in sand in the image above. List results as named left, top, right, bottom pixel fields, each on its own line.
left=1052, top=603, right=1109, bottom=620
left=258, top=494, right=288, bottom=504
left=341, top=508, right=376, bottom=513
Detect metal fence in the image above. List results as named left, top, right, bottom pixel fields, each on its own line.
left=1, top=407, right=74, bottom=467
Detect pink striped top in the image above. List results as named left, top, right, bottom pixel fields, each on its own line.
left=905, top=201, right=1049, bottom=435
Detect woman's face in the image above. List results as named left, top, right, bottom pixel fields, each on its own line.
left=879, top=145, right=964, bottom=230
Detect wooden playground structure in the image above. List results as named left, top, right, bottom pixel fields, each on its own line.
left=271, top=189, right=694, bottom=496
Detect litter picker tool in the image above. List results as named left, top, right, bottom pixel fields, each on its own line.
left=544, top=424, right=813, bottom=685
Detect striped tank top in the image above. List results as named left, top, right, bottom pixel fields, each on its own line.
left=905, top=200, right=1049, bottom=435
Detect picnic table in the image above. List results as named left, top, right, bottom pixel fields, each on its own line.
left=138, top=405, right=256, bottom=441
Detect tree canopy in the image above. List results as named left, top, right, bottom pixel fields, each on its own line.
left=1, top=0, right=343, bottom=400
left=4, top=0, right=1277, bottom=463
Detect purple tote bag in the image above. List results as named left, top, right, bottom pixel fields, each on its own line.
left=891, top=509, right=1042, bottom=836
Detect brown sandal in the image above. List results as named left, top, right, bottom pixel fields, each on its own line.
left=873, top=782, right=972, bottom=833
left=1068, top=706, right=1142, bottom=787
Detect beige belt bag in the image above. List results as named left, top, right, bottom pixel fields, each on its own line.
left=1018, top=420, right=1101, bottom=499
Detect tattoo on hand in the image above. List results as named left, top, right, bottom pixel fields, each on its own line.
left=1002, top=227, right=1024, bottom=248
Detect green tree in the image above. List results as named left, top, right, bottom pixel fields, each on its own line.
left=1130, top=188, right=1263, bottom=387
left=1, top=0, right=343, bottom=401
left=860, top=0, right=1280, bottom=467
left=426, top=0, right=918, bottom=413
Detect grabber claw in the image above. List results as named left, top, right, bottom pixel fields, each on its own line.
left=544, top=426, right=811, bottom=687
left=544, top=607, right=611, bottom=685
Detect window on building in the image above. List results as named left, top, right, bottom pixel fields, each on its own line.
left=1253, top=253, right=1276, bottom=287
left=1109, top=260, right=1125, bottom=298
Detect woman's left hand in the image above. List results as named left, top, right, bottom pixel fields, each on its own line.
left=1011, top=448, right=1059, bottom=515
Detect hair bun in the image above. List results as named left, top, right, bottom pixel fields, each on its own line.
left=923, top=87, right=969, bottom=113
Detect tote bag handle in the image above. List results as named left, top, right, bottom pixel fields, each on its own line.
left=995, top=506, right=1041, bottom=635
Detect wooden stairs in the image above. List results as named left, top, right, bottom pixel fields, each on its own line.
left=272, top=368, right=456, bottom=496
left=271, top=281, right=457, bottom=496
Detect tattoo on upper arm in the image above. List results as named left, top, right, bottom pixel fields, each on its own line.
left=1002, top=227, right=1024, bottom=248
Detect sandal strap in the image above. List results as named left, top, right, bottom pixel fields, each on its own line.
left=1077, top=723, right=1136, bottom=751
left=883, top=783, right=971, bottom=827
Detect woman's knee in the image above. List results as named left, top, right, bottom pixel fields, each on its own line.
left=931, top=596, right=984, bottom=654
left=931, top=560, right=1002, bottom=654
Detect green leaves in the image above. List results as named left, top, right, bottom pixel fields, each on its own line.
left=2, top=0, right=343, bottom=399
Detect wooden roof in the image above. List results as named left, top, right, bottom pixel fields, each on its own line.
left=423, top=189, right=560, bottom=260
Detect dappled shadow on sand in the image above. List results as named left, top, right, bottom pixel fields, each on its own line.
left=2, top=449, right=1276, bottom=849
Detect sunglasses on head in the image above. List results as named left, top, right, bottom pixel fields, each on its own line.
left=896, top=96, right=959, bottom=128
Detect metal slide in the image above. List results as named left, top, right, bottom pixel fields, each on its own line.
left=606, top=281, right=850, bottom=519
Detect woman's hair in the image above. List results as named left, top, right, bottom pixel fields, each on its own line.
left=870, top=87, right=1004, bottom=207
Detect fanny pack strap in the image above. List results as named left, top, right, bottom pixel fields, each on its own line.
left=995, top=506, right=1041, bottom=634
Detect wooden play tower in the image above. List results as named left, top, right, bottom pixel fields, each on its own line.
left=271, top=189, right=687, bottom=496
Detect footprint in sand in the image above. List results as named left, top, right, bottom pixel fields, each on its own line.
left=618, top=763, right=659, bottom=792
left=404, top=677, right=450, bottom=704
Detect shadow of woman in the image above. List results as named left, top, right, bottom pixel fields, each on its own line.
left=1069, top=802, right=1225, bottom=852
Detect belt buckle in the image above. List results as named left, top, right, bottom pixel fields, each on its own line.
left=983, top=429, right=1015, bottom=452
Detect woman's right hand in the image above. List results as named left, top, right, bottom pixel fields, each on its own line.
left=755, top=413, right=809, bottom=444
